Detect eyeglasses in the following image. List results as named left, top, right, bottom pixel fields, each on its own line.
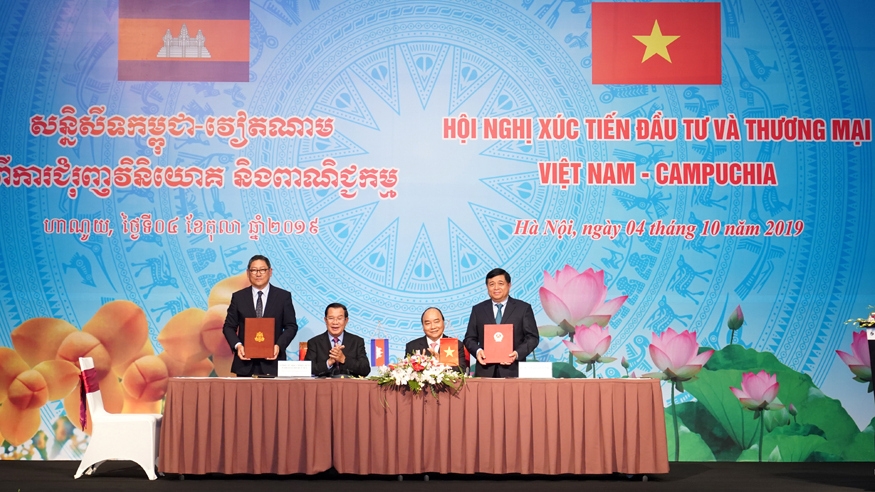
left=325, top=317, right=346, bottom=323
left=248, top=268, right=270, bottom=275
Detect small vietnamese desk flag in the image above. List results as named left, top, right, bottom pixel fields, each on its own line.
left=592, top=2, right=721, bottom=85
left=119, top=0, right=249, bottom=82
left=370, top=339, right=389, bottom=366
left=439, top=338, right=459, bottom=366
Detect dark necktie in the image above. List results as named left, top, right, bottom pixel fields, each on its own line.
left=495, top=303, right=503, bottom=324
left=256, top=291, right=263, bottom=318
left=333, top=337, right=340, bottom=347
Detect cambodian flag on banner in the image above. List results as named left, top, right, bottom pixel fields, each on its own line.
left=118, top=0, right=249, bottom=82
left=592, top=2, right=721, bottom=85
left=370, top=339, right=389, bottom=366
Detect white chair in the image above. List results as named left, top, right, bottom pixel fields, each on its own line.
left=74, top=357, right=163, bottom=480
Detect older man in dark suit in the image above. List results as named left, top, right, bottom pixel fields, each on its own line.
left=463, top=268, right=539, bottom=378
left=222, top=255, right=299, bottom=376
left=305, top=303, right=370, bottom=377
left=405, top=307, right=469, bottom=373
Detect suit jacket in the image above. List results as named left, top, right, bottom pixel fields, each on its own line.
left=463, top=297, right=539, bottom=378
left=305, top=331, right=370, bottom=377
left=222, top=284, right=298, bottom=376
left=405, top=335, right=469, bottom=373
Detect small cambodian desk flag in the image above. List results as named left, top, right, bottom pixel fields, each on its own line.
left=439, top=338, right=459, bottom=366
left=592, top=2, right=721, bottom=85
left=118, top=0, right=249, bottom=81
left=370, top=339, right=389, bottom=366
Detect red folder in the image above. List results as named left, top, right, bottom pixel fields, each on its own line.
left=244, top=318, right=275, bottom=359
left=483, top=324, right=513, bottom=364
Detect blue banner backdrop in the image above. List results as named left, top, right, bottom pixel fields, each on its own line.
left=0, top=0, right=873, bottom=462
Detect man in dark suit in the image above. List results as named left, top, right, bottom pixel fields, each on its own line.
left=305, top=303, right=370, bottom=377
left=463, top=268, right=539, bottom=378
left=405, top=307, right=469, bottom=373
left=222, top=255, right=299, bottom=376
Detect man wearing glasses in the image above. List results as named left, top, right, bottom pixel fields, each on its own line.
left=222, top=255, right=299, bottom=376
left=305, top=302, right=370, bottom=377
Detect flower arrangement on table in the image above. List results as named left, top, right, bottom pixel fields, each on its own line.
left=369, top=353, right=466, bottom=397
left=847, top=309, right=875, bottom=328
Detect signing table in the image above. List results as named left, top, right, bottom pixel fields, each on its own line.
left=159, top=377, right=669, bottom=475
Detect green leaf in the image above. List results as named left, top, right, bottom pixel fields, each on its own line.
left=691, top=345, right=860, bottom=450
left=841, top=427, right=875, bottom=461
left=704, top=344, right=792, bottom=372
left=552, top=362, right=586, bottom=378
left=797, top=388, right=860, bottom=447
left=538, top=324, right=565, bottom=338
left=703, top=344, right=773, bottom=371
left=665, top=412, right=716, bottom=461
left=685, top=369, right=760, bottom=450
left=763, top=399, right=791, bottom=432
left=558, top=319, right=575, bottom=335
left=767, top=445, right=782, bottom=462
left=736, top=433, right=836, bottom=462
left=674, top=400, right=741, bottom=461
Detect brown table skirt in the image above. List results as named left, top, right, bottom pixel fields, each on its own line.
left=159, top=377, right=668, bottom=475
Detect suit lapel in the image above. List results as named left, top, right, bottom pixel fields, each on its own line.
left=261, top=284, right=276, bottom=317
left=482, top=300, right=497, bottom=324
left=241, top=289, right=257, bottom=318
left=501, top=297, right=517, bottom=321
left=415, top=336, right=428, bottom=352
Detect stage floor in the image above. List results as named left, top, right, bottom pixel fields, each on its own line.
left=1, top=460, right=872, bottom=491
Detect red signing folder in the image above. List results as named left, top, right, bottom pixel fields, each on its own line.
left=244, top=318, right=275, bottom=359
left=483, top=324, right=513, bottom=364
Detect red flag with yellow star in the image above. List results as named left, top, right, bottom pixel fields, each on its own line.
left=592, top=2, right=721, bottom=85
left=439, top=338, right=459, bottom=366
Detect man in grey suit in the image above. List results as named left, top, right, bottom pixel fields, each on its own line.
left=222, top=255, right=299, bottom=376
left=463, top=268, right=539, bottom=378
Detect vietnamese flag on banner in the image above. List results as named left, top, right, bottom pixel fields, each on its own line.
left=592, top=2, right=721, bottom=85
left=118, top=0, right=249, bottom=82
left=370, top=339, right=389, bottom=366
left=439, top=338, right=459, bottom=367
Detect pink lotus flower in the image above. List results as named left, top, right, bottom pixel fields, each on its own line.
left=539, top=266, right=627, bottom=333
left=727, top=305, right=744, bottom=331
left=836, top=331, right=871, bottom=385
left=644, top=328, right=713, bottom=388
left=562, top=324, right=615, bottom=365
left=730, top=370, right=784, bottom=411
